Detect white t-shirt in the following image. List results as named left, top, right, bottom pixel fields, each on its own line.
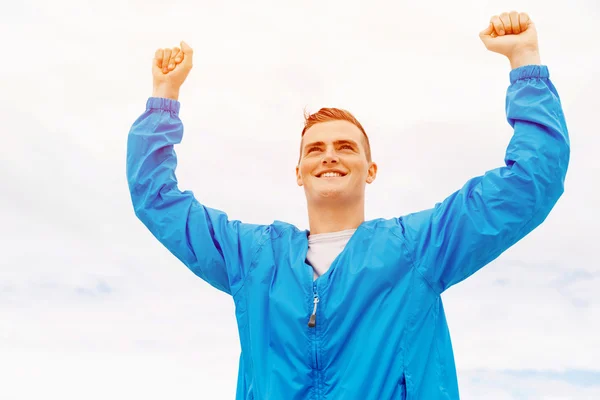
left=306, top=229, right=357, bottom=280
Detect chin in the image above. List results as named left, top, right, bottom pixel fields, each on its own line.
left=314, top=187, right=351, bottom=200
left=304, top=181, right=357, bottom=202
left=318, top=190, right=342, bottom=198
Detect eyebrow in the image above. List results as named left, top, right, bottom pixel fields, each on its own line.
left=303, top=139, right=358, bottom=150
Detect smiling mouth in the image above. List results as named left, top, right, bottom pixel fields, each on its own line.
left=317, top=171, right=347, bottom=178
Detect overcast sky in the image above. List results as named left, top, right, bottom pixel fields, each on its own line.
left=1, top=0, right=599, bottom=399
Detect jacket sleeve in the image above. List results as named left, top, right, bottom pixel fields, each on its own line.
left=399, top=65, right=570, bottom=294
left=126, top=97, right=266, bottom=296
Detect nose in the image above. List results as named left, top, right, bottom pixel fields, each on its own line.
left=321, top=147, right=339, bottom=165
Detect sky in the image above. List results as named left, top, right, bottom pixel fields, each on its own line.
left=1, top=0, right=599, bottom=398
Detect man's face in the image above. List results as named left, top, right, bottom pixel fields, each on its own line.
left=296, top=120, right=377, bottom=203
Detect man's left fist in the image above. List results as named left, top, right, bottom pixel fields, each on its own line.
left=480, top=11, right=539, bottom=64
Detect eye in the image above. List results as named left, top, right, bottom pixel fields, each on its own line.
left=307, top=147, right=321, bottom=153
left=340, top=144, right=353, bottom=150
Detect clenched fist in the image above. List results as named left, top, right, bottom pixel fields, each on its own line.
left=480, top=11, right=541, bottom=69
left=152, top=41, right=193, bottom=101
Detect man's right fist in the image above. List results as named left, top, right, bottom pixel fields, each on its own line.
left=152, top=41, right=193, bottom=101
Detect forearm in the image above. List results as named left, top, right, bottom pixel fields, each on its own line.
left=127, top=97, right=183, bottom=213
left=126, top=98, right=225, bottom=288
left=406, top=65, right=570, bottom=293
left=504, top=65, right=570, bottom=208
left=152, top=84, right=180, bottom=101
left=125, top=97, right=265, bottom=296
left=509, top=49, right=542, bottom=69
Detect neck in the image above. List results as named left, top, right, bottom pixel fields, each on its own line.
left=307, top=198, right=365, bottom=235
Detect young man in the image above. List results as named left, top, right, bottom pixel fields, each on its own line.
left=126, top=11, right=570, bottom=400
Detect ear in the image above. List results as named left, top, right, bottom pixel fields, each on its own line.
left=296, top=165, right=303, bottom=186
left=366, top=161, right=378, bottom=184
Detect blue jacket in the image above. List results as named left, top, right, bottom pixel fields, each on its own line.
left=126, top=65, right=570, bottom=399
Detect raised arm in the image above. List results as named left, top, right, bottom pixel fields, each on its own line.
left=126, top=42, right=266, bottom=296
left=400, top=12, right=570, bottom=294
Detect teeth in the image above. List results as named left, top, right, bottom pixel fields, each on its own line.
left=321, top=172, right=342, bottom=178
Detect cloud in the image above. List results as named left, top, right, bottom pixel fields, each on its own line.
left=459, top=369, right=600, bottom=399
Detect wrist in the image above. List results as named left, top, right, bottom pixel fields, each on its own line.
left=509, top=49, right=541, bottom=70
left=152, top=85, right=180, bottom=101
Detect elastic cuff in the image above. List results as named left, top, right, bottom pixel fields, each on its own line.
left=509, top=65, right=549, bottom=84
left=146, top=97, right=181, bottom=115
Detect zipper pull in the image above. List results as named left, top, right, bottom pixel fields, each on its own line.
left=308, top=294, right=319, bottom=328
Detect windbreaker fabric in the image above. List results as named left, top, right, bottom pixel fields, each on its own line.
left=126, top=65, right=570, bottom=399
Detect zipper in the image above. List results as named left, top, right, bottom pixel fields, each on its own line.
left=310, top=283, right=319, bottom=371
left=308, top=283, right=319, bottom=328
left=309, top=282, right=320, bottom=397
